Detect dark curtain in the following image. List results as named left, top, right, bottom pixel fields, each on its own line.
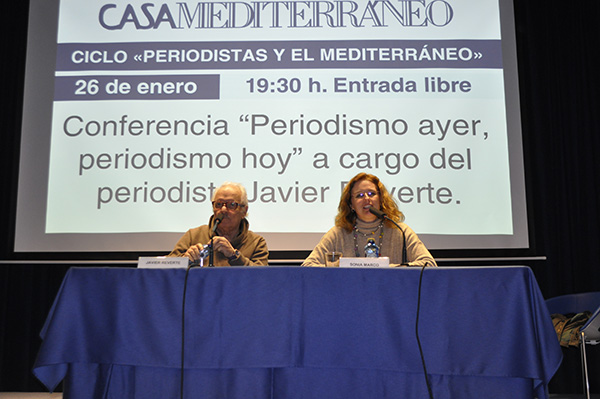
left=1, top=0, right=599, bottom=393
left=515, top=1, right=600, bottom=296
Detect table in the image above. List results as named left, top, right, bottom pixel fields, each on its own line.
left=33, top=266, right=562, bottom=399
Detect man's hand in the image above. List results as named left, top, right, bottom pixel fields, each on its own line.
left=210, top=236, right=236, bottom=258
left=184, top=243, right=205, bottom=264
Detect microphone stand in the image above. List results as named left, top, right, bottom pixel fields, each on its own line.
left=208, top=236, right=215, bottom=267
left=209, top=215, right=223, bottom=267
left=368, top=207, right=407, bottom=265
left=387, top=217, right=408, bottom=266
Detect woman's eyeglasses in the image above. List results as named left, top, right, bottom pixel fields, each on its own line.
left=352, top=191, right=378, bottom=199
left=212, top=200, right=244, bottom=210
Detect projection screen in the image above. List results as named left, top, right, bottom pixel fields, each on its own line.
left=15, top=0, right=528, bottom=254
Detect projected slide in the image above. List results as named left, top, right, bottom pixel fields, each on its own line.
left=17, top=0, right=528, bottom=253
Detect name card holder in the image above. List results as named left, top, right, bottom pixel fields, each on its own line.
left=137, top=257, right=188, bottom=269
left=339, top=257, right=390, bottom=268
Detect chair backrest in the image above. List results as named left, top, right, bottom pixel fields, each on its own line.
left=581, top=307, right=600, bottom=340
left=545, top=292, right=600, bottom=315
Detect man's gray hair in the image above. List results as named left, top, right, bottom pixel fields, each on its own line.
left=213, top=181, right=249, bottom=207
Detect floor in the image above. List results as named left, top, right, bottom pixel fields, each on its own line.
left=0, top=395, right=62, bottom=399
left=549, top=396, right=600, bottom=399
left=0, top=393, right=598, bottom=399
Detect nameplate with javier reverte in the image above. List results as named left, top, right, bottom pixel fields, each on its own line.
left=137, top=257, right=188, bottom=269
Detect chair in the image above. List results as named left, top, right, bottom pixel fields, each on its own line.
left=546, top=292, right=600, bottom=399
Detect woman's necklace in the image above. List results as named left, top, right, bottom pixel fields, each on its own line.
left=353, top=222, right=384, bottom=257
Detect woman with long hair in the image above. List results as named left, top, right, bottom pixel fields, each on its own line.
left=303, top=173, right=436, bottom=267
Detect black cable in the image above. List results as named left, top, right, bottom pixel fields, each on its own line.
left=209, top=236, right=214, bottom=267
left=180, top=265, right=192, bottom=399
left=415, top=264, right=434, bottom=399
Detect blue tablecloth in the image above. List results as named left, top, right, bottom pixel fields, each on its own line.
left=33, top=266, right=562, bottom=399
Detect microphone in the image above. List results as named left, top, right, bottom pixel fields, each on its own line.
left=212, top=213, right=223, bottom=233
left=368, top=206, right=408, bottom=266
left=367, top=206, right=386, bottom=220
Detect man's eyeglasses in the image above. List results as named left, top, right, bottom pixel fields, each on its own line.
left=352, top=191, right=378, bottom=199
left=212, top=200, right=244, bottom=210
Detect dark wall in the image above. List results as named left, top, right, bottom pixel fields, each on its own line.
left=1, top=0, right=599, bottom=393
